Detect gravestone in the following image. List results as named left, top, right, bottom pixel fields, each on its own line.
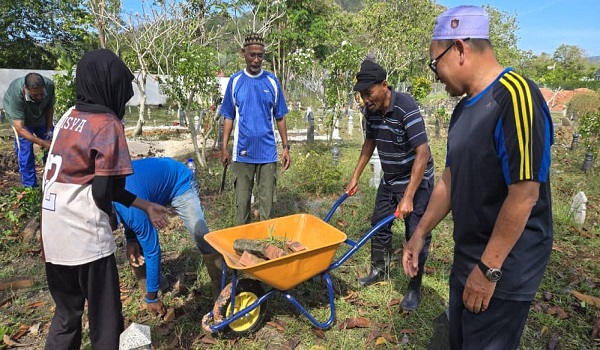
left=369, top=148, right=381, bottom=188
left=119, top=323, right=151, bottom=350
left=569, top=191, right=587, bottom=225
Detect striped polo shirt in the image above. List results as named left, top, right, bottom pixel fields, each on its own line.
left=365, top=88, right=434, bottom=190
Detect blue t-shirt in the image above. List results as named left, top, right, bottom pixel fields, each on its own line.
left=114, top=157, right=194, bottom=293
left=220, top=69, right=288, bottom=164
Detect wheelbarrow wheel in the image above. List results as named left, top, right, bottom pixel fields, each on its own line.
left=213, top=279, right=266, bottom=337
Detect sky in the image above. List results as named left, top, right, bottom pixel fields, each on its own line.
left=121, top=0, right=600, bottom=57
left=436, top=0, right=600, bottom=57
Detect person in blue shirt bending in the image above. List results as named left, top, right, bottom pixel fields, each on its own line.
left=113, top=157, right=223, bottom=316
left=220, top=32, right=291, bottom=225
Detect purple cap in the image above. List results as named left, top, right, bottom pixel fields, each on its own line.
left=432, top=5, right=489, bottom=40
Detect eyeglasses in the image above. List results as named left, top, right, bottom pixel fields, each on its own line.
left=428, top=37, right=470, bottom=74
left=248, top=52, right=265, bottom=60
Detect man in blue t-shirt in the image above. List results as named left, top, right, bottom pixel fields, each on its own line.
left=346, top=58, right=434, bottom=311
left=403, top=6, right=553, bottom=349
left=113, top=157, right=223, bottom=313
left=220, top=32, right=291, bottom=225
left=3, top=73, right=55, bottom=187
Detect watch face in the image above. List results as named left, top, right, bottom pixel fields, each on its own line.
left=486, top=269, right=502, bottom=282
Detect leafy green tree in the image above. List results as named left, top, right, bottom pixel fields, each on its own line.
left=484, top=5, right=523, bottom=69
left=356, top=0, right=437, bottom=86
left=0, top=0, right=93, bottom=69
left=410, top=77, right=432, bottom=103
left=162, top=46, right=220, bottom=167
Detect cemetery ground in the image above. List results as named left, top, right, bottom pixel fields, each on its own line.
left=0, top=108, right=599, bottom=350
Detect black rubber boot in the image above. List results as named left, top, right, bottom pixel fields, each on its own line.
left=400, top=267, right=423, bottom=311
left=358, top=240, right=392, bottom=287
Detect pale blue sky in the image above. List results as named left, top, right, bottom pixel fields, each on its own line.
left=121, top=0, right=600, bottom=57
left=436, top=0, right=600, bottom=56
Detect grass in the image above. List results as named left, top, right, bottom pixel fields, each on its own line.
left=0, top=116, right=599, bottom=349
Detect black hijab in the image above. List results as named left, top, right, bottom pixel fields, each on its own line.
left=75, top=49, right=135, bottom=120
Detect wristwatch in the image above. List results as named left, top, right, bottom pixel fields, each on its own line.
left=282, top=144, right=291, bottom=150
left=477, top=261, right=502, bottom=282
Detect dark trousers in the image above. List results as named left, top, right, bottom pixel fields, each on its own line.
left=45, top=255, right=124, bottom=350
left=448, top=274, right=531, bottom=350
left=13, top=125, right=50, bottom=187
left=371, top=178, right=433, bottom=267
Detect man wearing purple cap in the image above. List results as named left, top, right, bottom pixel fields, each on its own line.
left=346, top=58, right=434, bottom=311
left=402, top=5, right=553, bottom=349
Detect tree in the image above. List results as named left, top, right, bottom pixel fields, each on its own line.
left=95, top=0, right=221, bottom=135
left=162, top=47, right=221, bottom=168
left=0, top=0, right=92, bottom=69
left=484, top=5, right=523, bottom=69
left=356, top=0, right=437, bottom=86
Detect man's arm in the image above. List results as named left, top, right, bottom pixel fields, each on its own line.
left=462, top=180, right=540, bottom=313
left=345, top=138, right=376, bottom=196
left=275, top=117, right=291, bottom=170
left=221, top=118, right=233, bottom=166
left=396, top=143, right=430, bottom=218
left=11, top=119, right=51, bottom=149
left=45, top=105, right=54, bottom=133
left=403, top=167, right=452, bottom=277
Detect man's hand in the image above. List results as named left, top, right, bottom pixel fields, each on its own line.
left=281, top=149, right=291, bottom=170
left=395, top=195, right=414, bottom=219
left=145, top=297, right=166, bottom=317
left=345, top=178, right=358, bottom=196
left=221, top=149, right=230, bottom=167
left=144, top=202, right=170, bottom=229
left=402, top=234, right=426, bottom=278
left=126, top=242, right=145, bottom=267
left=39, top=139, right=51, bottom=149
left=463, top=265, right=496, bottom=314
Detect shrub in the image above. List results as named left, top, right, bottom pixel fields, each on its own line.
left=289, top=143, right=342, bottom=195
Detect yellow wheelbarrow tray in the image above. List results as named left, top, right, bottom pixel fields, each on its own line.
left=201, top=194, right=399, bottom=337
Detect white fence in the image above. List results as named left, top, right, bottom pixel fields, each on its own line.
left=0, top=69, right=229, bottom=109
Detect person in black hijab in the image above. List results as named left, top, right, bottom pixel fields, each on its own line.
left=42, top=49, right=169, bottom=350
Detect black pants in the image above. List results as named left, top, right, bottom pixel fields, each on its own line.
left=45, top=255, right=124, bottom=350
left=371, top=178, right=433, bottom=267
left=449, top=274, right=531, bottom=350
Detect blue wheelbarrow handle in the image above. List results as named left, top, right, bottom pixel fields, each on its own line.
left=323, top=193, right=349, bottom=223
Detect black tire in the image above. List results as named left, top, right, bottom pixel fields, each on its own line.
left=212, top=279, right=267, bottom=337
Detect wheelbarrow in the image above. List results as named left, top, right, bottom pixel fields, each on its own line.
left=201, top=193, right=399, bottom=337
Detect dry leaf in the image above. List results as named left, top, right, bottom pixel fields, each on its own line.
left=591, top=317, right=600, bottom=340
left=571, top=290, right=600, bottom=308
left=546, top=306, right=569, bottom=319
left=25, top=301, right=44, bottom=309
left=166, top=336, right=179, bottom=348
left=0, top=296, right=15, bottom=308
left=11, top=324, right=30, bottom=340
left=163, top=308, right=176, bottom=322
left=201, top=335, right=218, bottom=345
left=387, top=298, right=401, bottom=307
left=311, top=327, right=326, bottom=339
left=338, top=317, right=371, bottom=329
left=342, top=291, right=358, bottom=301
left=400, top=328, right=416, bottom=334
left=3, top=334, right=18, bottom=347
left=375, top=336, right=387, bottom=346
left=358, top=307, right=368, bottom=316
left=267, top=320, right=286, bottom=332
left=336, top=219, right=346, bottom=227
left=543, top=291, right=553, bottom=302
left=29, top=323, right=41, bottom=335
left=548, top=332, right=560, bottom=350
left=365, top=329, right=381, bottom=344
left=285, top=337, right=300, bottom=349
left=0, top=279, right=33, bottom=291
left=382, top=332, right=398, bottom=344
